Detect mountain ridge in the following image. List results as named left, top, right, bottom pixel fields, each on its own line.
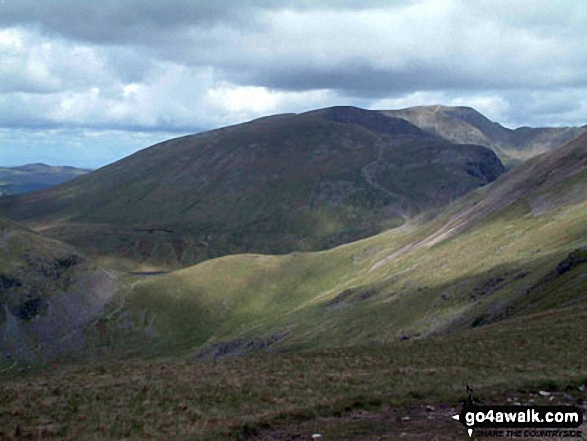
left=0, top=106, right=505, bottom=267
left=103, top=130, right=587, bottom=357
left=381, top=105, right=586, bottom=166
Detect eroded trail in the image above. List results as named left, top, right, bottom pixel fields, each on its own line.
left=361, top=138, right=412, bottom=220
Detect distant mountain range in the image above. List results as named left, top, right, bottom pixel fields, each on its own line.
left=0, top=105, right=585, bottom=440
left=0, top=106, right=507, bottom=266
left=0, top=163, right=91, bottom=196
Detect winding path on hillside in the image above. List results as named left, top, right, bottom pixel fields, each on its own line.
left=361, top=138, right=412, bottom=220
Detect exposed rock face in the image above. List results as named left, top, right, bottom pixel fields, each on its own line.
left=0, top=216, right=118, bottom=362
left=556, top=246, right=587, bottom=275
left=194, top=332, right=288, bottom=360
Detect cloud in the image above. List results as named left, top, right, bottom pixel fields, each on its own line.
left=0, top=1, right=404, bottom=42
left=216, top=2, right=586, bottom=95
left=0, top=0, right=586, bottom=167
left=5, top=1, right=586, bottom=95
left=0, top=127, right=189, bottom=168
left=0, top=28, right=61, bottom=93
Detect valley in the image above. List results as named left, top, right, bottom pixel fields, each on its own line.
left=0, top=106, right=585, bottom=440
left=0, top=107, right=506, bottom=268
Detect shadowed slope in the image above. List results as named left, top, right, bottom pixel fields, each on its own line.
left=105, top=133, right=587, bottom=357
left=0, top=215, right=118, bottom=362
left=0, top=107, right=504, bottom=267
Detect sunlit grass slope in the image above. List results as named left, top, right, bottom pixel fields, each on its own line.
left=109, top=133, right=587, bottom=357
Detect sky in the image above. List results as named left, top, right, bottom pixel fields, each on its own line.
left=1, top=0, right=586, bottom=168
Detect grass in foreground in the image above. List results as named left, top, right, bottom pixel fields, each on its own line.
left=1, top=303, right=586, bottom=440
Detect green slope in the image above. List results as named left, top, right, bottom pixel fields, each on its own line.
left=1, top=304, right=585, bottom=440
left=104, top=133, right=587, bottom=357
left=0, top=107, right=504, bottom=268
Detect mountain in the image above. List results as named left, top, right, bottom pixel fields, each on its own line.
left=0, top=215, right=117, bottom=362
left=0, top=163, right=91, bottom=196
left=382, top=105, right=586, bottom=167
left=109, top=132, right=587, bottom=356
left=1, top=119, right=586, bottom=440
left=0, top=106, right=504, bottom=267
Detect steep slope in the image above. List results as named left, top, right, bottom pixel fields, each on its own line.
left=0, top=163, right=91, bottom=196
left=382, top=105, right=586, bottom=167
left=0, top=215, right=118, bottom=362
left=107, top=133, right=587, bottom=357
left=0, top=107, right=504, bottom=267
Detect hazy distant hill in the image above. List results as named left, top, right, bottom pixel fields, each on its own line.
left=382, top=105, right=586, bottom=167
left=0, top=163, right=91, bottom=196
left=0, top=106, right=504, bottom=266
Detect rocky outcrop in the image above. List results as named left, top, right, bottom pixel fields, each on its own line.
left=194, top=332, right=288, bottom=360
left=0, top=216, right=118, bottom=362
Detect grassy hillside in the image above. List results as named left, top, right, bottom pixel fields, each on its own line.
left=102, top=133, right=587, bottom=359
left=0, top=126, right=585, bottom=440
left=382, top=105, right=586, bottom=167
left=0, top=163, right=91, bottom=196
left=1, top=296, right=584, bottom=439
left=0, top=107, right=504, bottom=268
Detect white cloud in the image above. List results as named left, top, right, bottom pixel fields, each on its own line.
left=0, top=1, right=587, bottom=167
left=0, top=28, right=61, bottom=93
left=0, top=127, right=190, bottom=168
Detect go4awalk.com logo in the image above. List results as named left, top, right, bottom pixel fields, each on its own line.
left=452, top=404, right=583, bottom=438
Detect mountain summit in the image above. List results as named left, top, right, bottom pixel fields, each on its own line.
left=382, top=105, right=586, bottom=167
left=0, top=106, right=504, bottom=267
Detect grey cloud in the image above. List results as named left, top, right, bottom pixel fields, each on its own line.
left=0, top=1, right=255, bottom=43
left=0, top=0, right=586, bottom=142
left=229, top=60, right=586, bottom=100
left=502, top=90, right=587, bottom=127
left=0, top=1, right=402, bottom=44
left=4, top=0, right=587, bottom=98
left=104, top=49, right=156, bottom=84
